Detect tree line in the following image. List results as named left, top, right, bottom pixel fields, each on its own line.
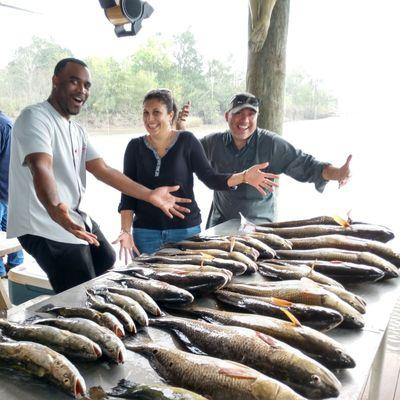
left=0, top=33, right=337, bottom=129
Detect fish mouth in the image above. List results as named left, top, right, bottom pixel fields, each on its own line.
left=74, top=377, right=86, bottom=397
left=384, top=269, right=399, bottom=279
left=341, top=353, right=356, bottom=369
left=115, top=327, right=125, bottom=338
left=93, top=344, right=102, bottom=358
left=117, top=349, right=125, bottom=364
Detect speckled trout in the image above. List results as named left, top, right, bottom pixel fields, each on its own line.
left=0, top=319, right=102, bottom=360
left=0, top=338, right=86, bottom=398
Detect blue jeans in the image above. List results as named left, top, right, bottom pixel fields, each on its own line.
left=0, top=200, right=24, bottom=275
left=133, top=225, right=201, bottom=255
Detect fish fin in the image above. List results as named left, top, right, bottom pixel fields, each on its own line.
left=332, top=215, right=351, bottom=228
left=218, top=366, right=257, bottom=380
left=310, top=260, right=317, bottom=271
left=346, top=209, right=353, bottom=224
left=229, top=237, right=236, bottom=253
left=255, top=331, right=279, bottom=347
left=270, top=297, right=292, bottom=307
left=280, top=308, right=302, bottom=327
left=200, top=252, right=215, bottom=260
left=36, top=303, right=56, bottom=313
left=300, top=277, right=319, bottom=286
left=89, top=386, right=109, bottom=400
left=239, top=212, right=256, bottom=233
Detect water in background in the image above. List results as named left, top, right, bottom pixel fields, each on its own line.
left=84, top=115, right=399, bottom=245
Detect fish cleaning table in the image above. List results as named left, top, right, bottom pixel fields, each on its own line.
left=1, top=219, right=399, bottom=399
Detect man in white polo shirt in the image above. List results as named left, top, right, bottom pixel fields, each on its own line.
left=8, top=58, right=191, bottom=293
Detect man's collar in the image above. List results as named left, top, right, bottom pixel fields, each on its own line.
left=224, top=128, right=258, bottom=150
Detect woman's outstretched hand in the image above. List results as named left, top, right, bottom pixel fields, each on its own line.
left=112, top=231, right=140, bottom=265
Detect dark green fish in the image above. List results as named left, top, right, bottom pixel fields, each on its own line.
left=215, top=290, right=344, bottom=331
left=114, top=266, right=228, bottom=294
left=276, top=248, right=398, bottom=279
left=112, top=275, right=194, bottom=304
left=267, top=259, right=385, bottom=283
left=172, top=305, right=355, bottom=369
left=108, top=378, right=207, bottom=399
left=137, top=253, right=247, bottom=275
left=170, top=239, right=260, bottom=261
left=226, top=281, right=364, bottom=329
left=127, top=343, right=308, bottom=400
left=256, top=224, right=394, bottom=243
left=248, top=232, right=293, bottom=250
left=150, top=316, right=341, bottom=399
left=257, top=261, right=343, bottom=287
left=290, top=234, right=400, bottom=267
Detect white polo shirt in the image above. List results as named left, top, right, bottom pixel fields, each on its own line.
left=8, top=101, right=100, bottom=244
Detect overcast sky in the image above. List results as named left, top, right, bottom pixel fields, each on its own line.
left=1, top=0, right=399, bottom=114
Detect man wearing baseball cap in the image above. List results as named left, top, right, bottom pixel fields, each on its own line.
left=179, top=92, right=352, bottom=228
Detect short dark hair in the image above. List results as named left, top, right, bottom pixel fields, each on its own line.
left=143, top=89, right=178, bottom=123
left=54, top=58, right=88, bottom=76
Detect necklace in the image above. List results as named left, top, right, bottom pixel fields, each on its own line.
left=147, top=130, right=176, bottom=156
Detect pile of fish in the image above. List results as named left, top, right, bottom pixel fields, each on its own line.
left=0, top=214, right=397, bottom=399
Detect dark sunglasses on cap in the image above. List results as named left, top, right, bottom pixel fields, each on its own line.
left=230, top=94, right=260, bottom=108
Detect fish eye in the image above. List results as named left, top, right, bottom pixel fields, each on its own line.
left=152, top=349, right=158, bottom=354
left=64, top=378, right=70, bottom=384
left=310, top=375, right=321, bottom=386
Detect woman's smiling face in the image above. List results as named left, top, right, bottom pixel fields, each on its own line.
left=143, top=98, right=173, bottom=137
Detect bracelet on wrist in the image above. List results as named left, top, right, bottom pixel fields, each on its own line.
left=120, top=229, right=131, bottom=235
left=242, top=169, right=248, bottom=184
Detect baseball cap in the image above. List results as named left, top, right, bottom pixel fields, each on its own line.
left=227, top=92, right=260, bottom=114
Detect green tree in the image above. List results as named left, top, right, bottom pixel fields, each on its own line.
left=285, top=68, right=337, bottom=120
left=0, top=37, right=72, bottom=116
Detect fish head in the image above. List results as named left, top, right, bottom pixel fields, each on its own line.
left=52, top=358, right=86, bottom=397
left=331, top=348, right=356, bottom=369
left=305, top=368, right=341, bottom=399
left=278, top=348, right=342, bottom=398
left=82, top=341, right=102, bottom=359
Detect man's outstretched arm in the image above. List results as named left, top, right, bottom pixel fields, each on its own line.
left=86, top=158, right=191, bottom=219
left=25, top=152, right=99, bottom=245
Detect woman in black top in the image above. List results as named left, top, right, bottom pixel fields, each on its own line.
left=116, top=89, right=273, bottom=260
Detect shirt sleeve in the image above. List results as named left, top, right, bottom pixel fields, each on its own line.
left=118, top=140, right=137, bottom=212
left=188, top=132, right=231, bottom=190
left=0, top=123, right=10, bottom=154
left=85, top=138, right=101, bottom=161
left=14, top=108, right=53, bottom=165
left=269, top=133, right=330, bottom=192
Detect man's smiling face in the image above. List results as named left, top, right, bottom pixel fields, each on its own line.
left=51, top=62, right=91, bottom=119
left=225, top=107, right=258, bottom=149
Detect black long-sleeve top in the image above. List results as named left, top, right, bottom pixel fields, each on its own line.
left=119, top=131, right=232, bottom=229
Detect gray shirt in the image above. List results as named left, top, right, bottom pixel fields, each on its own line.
left=201, top=128, right=329, bottom=228
left=8, top=101, right=100, bottom=244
